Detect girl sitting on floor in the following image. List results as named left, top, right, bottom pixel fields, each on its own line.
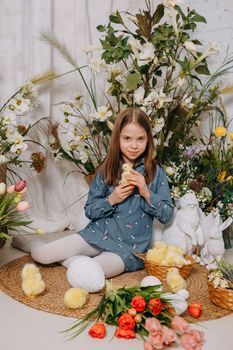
left=31, top=108, right=173, bottom=290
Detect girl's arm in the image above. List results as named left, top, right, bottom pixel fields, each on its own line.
left=140, top=166, right=174, bottom=224
left=84, top=171, right=116, bottom=221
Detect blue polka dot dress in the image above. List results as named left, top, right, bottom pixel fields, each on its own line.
left=79, top=159, right=173, bottom=272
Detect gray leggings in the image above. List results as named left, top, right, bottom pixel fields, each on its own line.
left=31, top=233, right=125, bottom=278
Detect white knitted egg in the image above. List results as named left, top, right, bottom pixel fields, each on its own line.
left=140, top=275, right=163, bottom=291
left=67, top=256, right=105, bottom=293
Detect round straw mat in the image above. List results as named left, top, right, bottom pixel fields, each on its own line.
left=0, top=255, right=231, bottom=322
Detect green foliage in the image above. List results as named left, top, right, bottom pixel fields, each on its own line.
left=0, top=189, right=32, bottom=241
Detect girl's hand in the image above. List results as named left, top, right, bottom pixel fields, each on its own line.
left=108, top=184, right=135, bottom=205
left=127, top=169, right=151, bottom=204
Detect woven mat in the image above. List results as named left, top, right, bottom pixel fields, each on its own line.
left=0, top=255, right=231, bottom=322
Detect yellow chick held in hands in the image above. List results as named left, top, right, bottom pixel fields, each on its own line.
left=21, top=263, right=46, bottom=298
left=63, top=287, right=89, bottom=309
left=166, top=267, right=186, bottom=293
left=121, top=163, right=133, bottom=185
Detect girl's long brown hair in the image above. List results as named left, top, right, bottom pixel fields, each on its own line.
left=100, top=108, right=156, bottom=185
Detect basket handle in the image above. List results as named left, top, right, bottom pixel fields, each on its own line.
left=134, top=252, right=146, bottom=261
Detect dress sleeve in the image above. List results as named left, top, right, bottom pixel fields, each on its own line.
left=84, top=171, right=116, bottom=220
left=140, top=165, right=173, bottom=224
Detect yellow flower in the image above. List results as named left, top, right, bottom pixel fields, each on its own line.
left=229, top=132, right=233, bottom=141
left=36, top=228, right=45, bottom=235
left=14, top=194, right=23, bottom=204
left=226, top=176, right=232, bottom=182
left=214, top=127, right=227, bottom=138
left=217, top=171, right=226, bottom=182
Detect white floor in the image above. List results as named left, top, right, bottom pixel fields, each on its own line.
left=1, top=242, right=233, bottom=350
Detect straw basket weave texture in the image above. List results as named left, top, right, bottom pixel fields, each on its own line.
left=0, top=255, right=232, bottom=322
left=135, top=252, right=195, bottom=283
left=207, top=281, right=233, bottom=311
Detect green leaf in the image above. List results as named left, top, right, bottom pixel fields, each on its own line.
left=174, top=5, right=186, bottom=20
left=152, top=4, right=165, bottom=25
left=195, top=64, right=210, bottom=75
left=192, top=13, right=207, bottom=23
left=192, top=39, right=202, bottom=45
left=125, top=72, right=141, bottom=91
left=109, top=10, right=123, bottom=24
left=96, top=25, right=106, bottom=32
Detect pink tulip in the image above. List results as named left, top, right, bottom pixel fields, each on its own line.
left=180, top=330, right=204, bottom=350
left=7, top=185, right=15, bottom=193
left=189, top=329, right=204, bottom=344
left=19, top=186, right=27, bottom=194
left=161, top=325, right=176, bottom=346
left=145, top=318, right=162, bottom=336
left=14, top=180, right=27, bottom=192
left=148, top=334, right=164, bottom=349
left=144, top=342, right=153, bottom=350
left=171, top=316, right=191, bottom=333
left=16, top=201, right=30, bottom=211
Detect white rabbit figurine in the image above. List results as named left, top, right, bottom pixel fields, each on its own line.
left=200, top=211, right=232, bottom=269
left=163, top=193, right=205, bottom=255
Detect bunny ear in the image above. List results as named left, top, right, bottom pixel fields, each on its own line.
left=214, top=213, right=222, bottom=227
left=220, top=217, right=233, bottom=231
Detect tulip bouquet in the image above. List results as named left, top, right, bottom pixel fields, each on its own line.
left=0, top=180, right=33, bottom=241
left=64, top=280, right=204, bottom=349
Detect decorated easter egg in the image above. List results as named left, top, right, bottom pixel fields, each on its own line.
left=140, top=275, right=163, bottom=291
left=67, top=256, right=105, bottom=293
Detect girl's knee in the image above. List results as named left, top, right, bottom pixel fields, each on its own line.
left=31, top=246, right=53, bottom=265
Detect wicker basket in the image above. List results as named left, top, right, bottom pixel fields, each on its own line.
left=135, top=252, right=195, bottom=283
left=207, top=280, right=233, bottom=311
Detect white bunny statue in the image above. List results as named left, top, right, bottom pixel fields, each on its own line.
left=199, top=211, right=233, bottom=269
left=163, top=192, right=205, bottom=255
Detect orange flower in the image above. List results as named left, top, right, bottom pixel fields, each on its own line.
left=148, top=298, right=162, bottom=315
left=187, top=303, right=202, bottom=318
left=162, top=303, right=176, bottom=316
left=127, top=308, right=137, bottom=316
left=88, top=322, right=106, bottom=338
left=118, top=313, right=135, bottom=330
left=115, top=328, right=136, bottom=339
left=134, top=313, right=142, bottom=323
left=131, top=295, right=146, bottom=312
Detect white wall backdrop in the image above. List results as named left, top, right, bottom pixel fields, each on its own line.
left=1, top=0, right=233, bottom=233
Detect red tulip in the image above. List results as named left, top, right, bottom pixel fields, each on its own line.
left=115, top=328, right=136, bottom=339
left=148, top=298, right=162, bottom=315
left=131, top=295, right=146, bottom=312
left=88, top=322, right=106, bottom=338
left=14, top=180, right=26, bottom=192
left=187, top=303, right=202, bottom=318
left=118, top=313, right=135, bottom=330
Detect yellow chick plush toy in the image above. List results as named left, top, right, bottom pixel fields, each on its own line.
left=146, top=241, right=168, bottom=264
left=146, top=248, right=166, bottom=265
left=21, top=263, right=46, bottom=298
left=166, top=267, right=186, bottom=293
left=63, top=287, right=89, bottom=309
left=161, top=251, right=186, bottom=268
left=120, top=163, right=133, bottom=185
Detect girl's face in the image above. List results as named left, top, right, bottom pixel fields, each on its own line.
left=120, top=122, right=148, bottom=164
